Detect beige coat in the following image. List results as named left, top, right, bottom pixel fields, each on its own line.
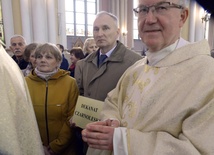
left=75, top=41, right=142, bottom=101
left=88, top=40, right=214, bottom=155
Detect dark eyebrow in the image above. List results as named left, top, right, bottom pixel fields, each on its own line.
left=102, top=25, right=110, bottom=28
left=93, top=26, right=99, bottom=29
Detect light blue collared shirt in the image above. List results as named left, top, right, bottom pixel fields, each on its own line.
left=99, top=45, right=117, bottom=58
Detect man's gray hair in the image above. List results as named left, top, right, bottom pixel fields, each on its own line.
left=178, top=0, right=189, bottom=7
left=10, top=34, right=27, bottom=45
left=96, top=11, right=119, bottom=28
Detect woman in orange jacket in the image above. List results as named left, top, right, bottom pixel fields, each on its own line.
left=25, top=43, right=79, bottom=155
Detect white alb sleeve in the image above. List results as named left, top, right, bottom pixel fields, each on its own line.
left=113, top=127, right=128, bottom=155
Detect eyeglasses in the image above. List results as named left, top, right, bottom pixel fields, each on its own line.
left=133, top=1, right=184, bottom=17
left=11, top=42, right=24, bottom=47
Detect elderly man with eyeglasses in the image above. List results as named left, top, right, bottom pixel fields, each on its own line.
left=10, top=34, right=28, bottom=69
left=82, top=0, right=214, bottom=154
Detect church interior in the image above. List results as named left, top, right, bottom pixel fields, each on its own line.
left=0, top=0, right=213, bottom=54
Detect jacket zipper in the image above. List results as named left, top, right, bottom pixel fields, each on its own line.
left=45, top=80, right=50, bottom=144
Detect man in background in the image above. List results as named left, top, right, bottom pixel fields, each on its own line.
left=75, top=11, right=142, bottom=101
left=74, top=11, right=142, bottom=155
left=10, top=34, right=28, bottom=69
left=57, top=43, right=69, bottom=70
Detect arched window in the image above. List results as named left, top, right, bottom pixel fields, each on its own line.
left=65, top=0, right=97, bottom=37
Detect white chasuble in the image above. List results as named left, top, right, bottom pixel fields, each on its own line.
left=0, top=45, right=44, bottom=155
left=87, top=39, right=214, bottom=155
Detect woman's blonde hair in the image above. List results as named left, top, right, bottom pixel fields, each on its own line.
left=35, top=43, right=62, bottom=63
left=83, top=38, right=96, bottom=52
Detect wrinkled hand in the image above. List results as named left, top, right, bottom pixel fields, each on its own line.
left=105, top=119, right=120, bottom=127
left=82, top=120, right=119, bottom=150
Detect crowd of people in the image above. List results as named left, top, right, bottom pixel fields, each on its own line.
left=1, top=0, right=214, bottom=154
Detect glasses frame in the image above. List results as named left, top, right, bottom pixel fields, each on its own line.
left=133, top=1, right=184, bottom=17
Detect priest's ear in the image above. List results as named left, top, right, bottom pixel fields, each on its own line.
left=179, top=8, right=189, bottom=28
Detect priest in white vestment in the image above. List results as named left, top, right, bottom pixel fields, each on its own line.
left=82, top=0, right=214, bottom=154
left=0, top=44, right=44, bottom=154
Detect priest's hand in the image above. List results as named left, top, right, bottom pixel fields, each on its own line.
left=105, top=119, right=120, bottom=127
left=82, top=120, right=119, bottom=150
